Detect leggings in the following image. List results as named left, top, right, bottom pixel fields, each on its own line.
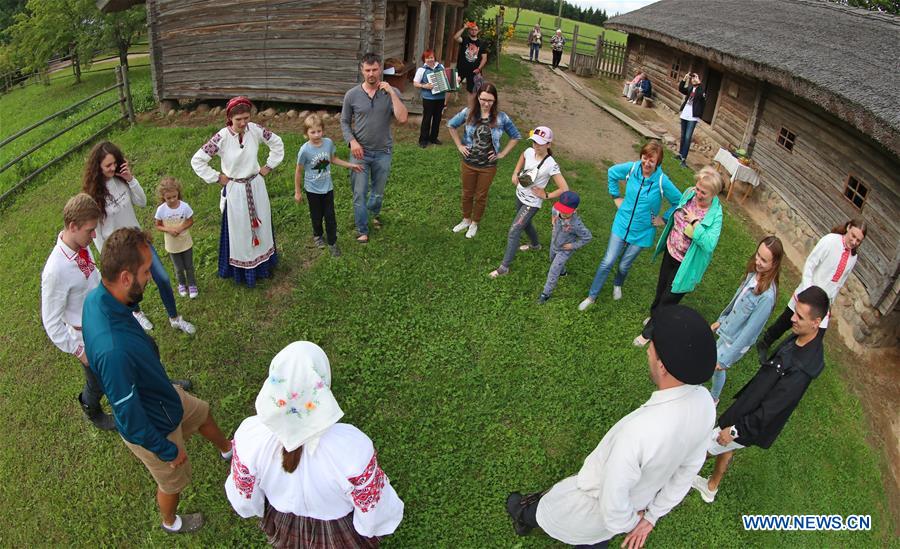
left=170, top=248, right=197, bottom=287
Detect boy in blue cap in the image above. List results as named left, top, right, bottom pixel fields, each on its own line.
left=539, top=191, right=592, bottom=304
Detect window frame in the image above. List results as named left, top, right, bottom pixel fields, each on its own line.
left=776, top=126, right=797, bottom=152
left=842, top=174, right=869, bottom=211
left=669, top=57, right=681, bottom=81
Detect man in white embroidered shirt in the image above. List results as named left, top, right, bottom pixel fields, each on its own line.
left=506, top=305, right=717, bottom=548
left=41, top=193, right=114, bottom=430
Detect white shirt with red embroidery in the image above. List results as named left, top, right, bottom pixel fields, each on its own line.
left=190, top=122, right=284, bottom=184
left=41, top=233, right=100, bottom=357
left=788, top=232, right=858, bottom=328
left=226, top=418, right=404, bottom=537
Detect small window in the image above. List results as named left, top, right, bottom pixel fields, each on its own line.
left=669, top=58, right=681, bottom=80
left=776, top=127, right=796, bottom=152
left=843, top=175, right=868, bottom=210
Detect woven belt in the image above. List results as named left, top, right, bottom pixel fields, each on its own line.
left=225, top=173, right=262, bottom=247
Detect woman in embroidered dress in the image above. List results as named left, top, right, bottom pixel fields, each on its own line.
left=633, top=165, right=725, bottom=347
left=82, top=141, right=195, bottom=334
left=226, top=342, right=404, bottom=548
left=191, top=97, right=284, bottom=287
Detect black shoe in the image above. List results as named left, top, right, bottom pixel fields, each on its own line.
left=680, top=159, right=688, bottom=168
left=77, top=394, right=116, bottom=431
left=430, top=138, right=442, bottom=145
left=538, top=293, right=550, bottom=304
left=756, top=340, right=769, bottom=363
left=171, top=379, right=193, bottom=391
left=559, top=270, right=568, bottom=277
left=418, top=141, right=428, bottom=148
left=505, top=492, right=534, bottom=536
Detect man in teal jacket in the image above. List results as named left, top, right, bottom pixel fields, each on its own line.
left=83, top=227, right=232, bottom=534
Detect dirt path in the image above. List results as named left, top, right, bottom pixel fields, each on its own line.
left=501, top=44, right=639, bottom=164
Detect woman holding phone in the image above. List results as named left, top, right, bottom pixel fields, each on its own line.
left=82, top=141, right=196, bottom=334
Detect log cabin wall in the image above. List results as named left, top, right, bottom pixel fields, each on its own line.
left=709, top=72, right=757, bottom=147
left=383, top=1, right=408, bottom=61
left=624, top=37, right=704, bottom=114
left=149, top=0, right=376, bottom=106
left=753, top=88, right=900, bottom=310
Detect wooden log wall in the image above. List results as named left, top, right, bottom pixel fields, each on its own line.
left=383, top=0, right=407, bottom=61
left=150, top=0, right=377, bottom=106
left=753, top=88, right=900, bottom=310
left=709, top=72, right=756, bottom=147
left=624, top=37, right=704, bottom=115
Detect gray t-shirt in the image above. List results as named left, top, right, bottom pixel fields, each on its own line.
left=340, top=84, right=399, bottom=153
left=466, top=118, right=495, bottom=168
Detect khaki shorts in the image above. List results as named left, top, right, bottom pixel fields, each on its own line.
left=122, top=385, right=210, bottom=494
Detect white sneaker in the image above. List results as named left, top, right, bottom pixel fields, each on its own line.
left=170, top=316, right=196, bottom=335
left=613, top=286, right=623, bottom=300
left=642, top=316, right=651, bottom=326
left=465, top=223, right=478, bottom=239
left=133, top=311, right=154, bottom=331
left=691, top=475, right=718, bottom=503
left=452, top=219, right=472, bottom=233
left=578, top=297, right=595, bottom=311
left=632, top=334, right=649, bottom=347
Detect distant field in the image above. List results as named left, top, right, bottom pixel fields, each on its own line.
left=485, top=5, right=627, bottom=52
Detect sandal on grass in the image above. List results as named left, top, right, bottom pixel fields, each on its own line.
left=489, top=266, right=509, bottom=279
left=356, top=234, right=369, bottom=243
left=518, top=243, right=541, bottom=252
left=372, top=217, right=383, bottom=230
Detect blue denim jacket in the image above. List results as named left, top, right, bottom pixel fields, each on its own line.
left=716, top=273, right=777, bottom=367
left=551, top=211, right=593, bottom=253
left=447, top=108, right=522, bottom=153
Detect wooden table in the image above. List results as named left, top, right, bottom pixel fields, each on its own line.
left=713, top=148, right=760, bottom=204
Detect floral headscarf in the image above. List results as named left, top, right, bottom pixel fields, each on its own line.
left=225, top=96, right=254, bottom=126
left=255, top=342, right=344, bottom=454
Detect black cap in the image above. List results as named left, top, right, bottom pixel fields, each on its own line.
left=651, top=305, right=717, bottom=384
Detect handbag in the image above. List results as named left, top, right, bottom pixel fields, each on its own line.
left=517, top=153, right=551, bottom=188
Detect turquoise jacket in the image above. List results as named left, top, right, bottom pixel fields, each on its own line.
left=607, top=160, right=682, bottom=247
left=652, top=187, right=723, bottom=293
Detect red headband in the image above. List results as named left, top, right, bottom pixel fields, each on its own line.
left=226, top=96, right=254, bottom=125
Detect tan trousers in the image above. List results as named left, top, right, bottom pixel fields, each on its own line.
left=460, top=161, right=498, bottom=223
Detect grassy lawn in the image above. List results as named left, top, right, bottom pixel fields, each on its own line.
left=486, top=5, right=627, bottom=53
left=0, top=56, right=893, bottom=547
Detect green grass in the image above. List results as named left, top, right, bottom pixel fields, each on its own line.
left=0, top=60, right=152, bottom=198
left=0, top=56, right=893, bottom=547
left=486, top=5, right=627, bottom=53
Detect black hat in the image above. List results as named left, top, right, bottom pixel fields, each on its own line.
left=651, top=305, right=716, bottom=384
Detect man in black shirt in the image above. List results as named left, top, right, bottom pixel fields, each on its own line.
left=454, top=22, right=487, bottom=94
left=690, top=285, right=829, bottom=503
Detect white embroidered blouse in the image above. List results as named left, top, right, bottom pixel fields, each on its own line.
left=226, top=418, right=404, bottom=537
left=191, top=122, right=284, bottom=183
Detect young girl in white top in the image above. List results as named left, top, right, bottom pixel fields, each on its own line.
left=490, top=126, right=569, bottom=278
left=227, top=342, right=404, bottom=547
left=154, top=177, right=198, bottom=299
left=82, top=141, right=195, bottom=334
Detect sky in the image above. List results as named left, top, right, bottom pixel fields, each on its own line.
left=568, top=0, right=659, bottom=16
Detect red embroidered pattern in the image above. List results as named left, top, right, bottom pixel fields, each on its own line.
left=348, top=452, right=386, bottom=513
left=202, top=133, right=223, bottom=156
left=261, top=126, right=273, bottom=141
left=832, top=247, right=850, bottom=282
left=230, top=444, right=256, bottom=499
left=228, top=245, right=275, bottom=268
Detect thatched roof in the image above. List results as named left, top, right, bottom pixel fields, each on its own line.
left=607, top=0, right=900, bottom=156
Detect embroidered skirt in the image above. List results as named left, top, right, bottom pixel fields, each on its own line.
left=260, top=503, right=380, bottom=549
left=219, top=202, right=277, bottom=287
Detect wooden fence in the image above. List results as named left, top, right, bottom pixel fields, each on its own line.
left=568, top=27, right=626, bottom=78
left=0, top=66, right=135, bottom=207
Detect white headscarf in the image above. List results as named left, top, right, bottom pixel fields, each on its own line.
left=255, top=342, right=344, bottom=454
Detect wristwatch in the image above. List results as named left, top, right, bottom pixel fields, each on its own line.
left=729, top=426, right=739, bottom=439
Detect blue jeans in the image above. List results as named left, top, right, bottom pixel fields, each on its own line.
left=501, top=198, right=540, bottom=268
left=529, top=43, right=541, bottom=61
left=350, top=150, right=392, bottom=235
left=679, top=119, right=698, bottom=159
left=710, top=365, right=730, bottom=400
left=149, top=244, right=178, bottom=318
left=587, top=233, right=644, bottom=299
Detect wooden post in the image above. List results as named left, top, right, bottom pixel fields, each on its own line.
left=434, top=4, right=447, bottom=60
left=594, top=33, right=603, bottom=73
left=413, top=0, right=432, bottom=68
left=495, top=14, right=502, bottom=72
left=742, top=83, right=767, bottom=155
left=116, top=66, right=135, bottom=125
left=569, top=25, right=579, bottom=68
left=115, top=67, right=128, bottom=120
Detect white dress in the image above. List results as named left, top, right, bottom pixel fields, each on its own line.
left=191, top=122, right=284, bottom=273
left=226, top=418, right=404, bottom=538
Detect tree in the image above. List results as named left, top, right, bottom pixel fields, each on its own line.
left=831, top=0, right=900, bottom=13
left=95, top=6, right=147, bottom=69
left=7, top=0, right=98, bottom=83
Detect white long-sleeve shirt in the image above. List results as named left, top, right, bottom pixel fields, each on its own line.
left=93, top=177, right=147, bottom=253
left=191, top=122, right=284, bottom=184
left=41, top=233, right=100, bottom=357
left=788, top=232, right=857, bottom=328
left=535, top=385, right=715, bottom=545
left=226, top=418, right=404, bottom=538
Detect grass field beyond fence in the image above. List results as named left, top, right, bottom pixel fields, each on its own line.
left=0, top=55, right=892, bottom=547
left=486, top=5, right=627, bottom=53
